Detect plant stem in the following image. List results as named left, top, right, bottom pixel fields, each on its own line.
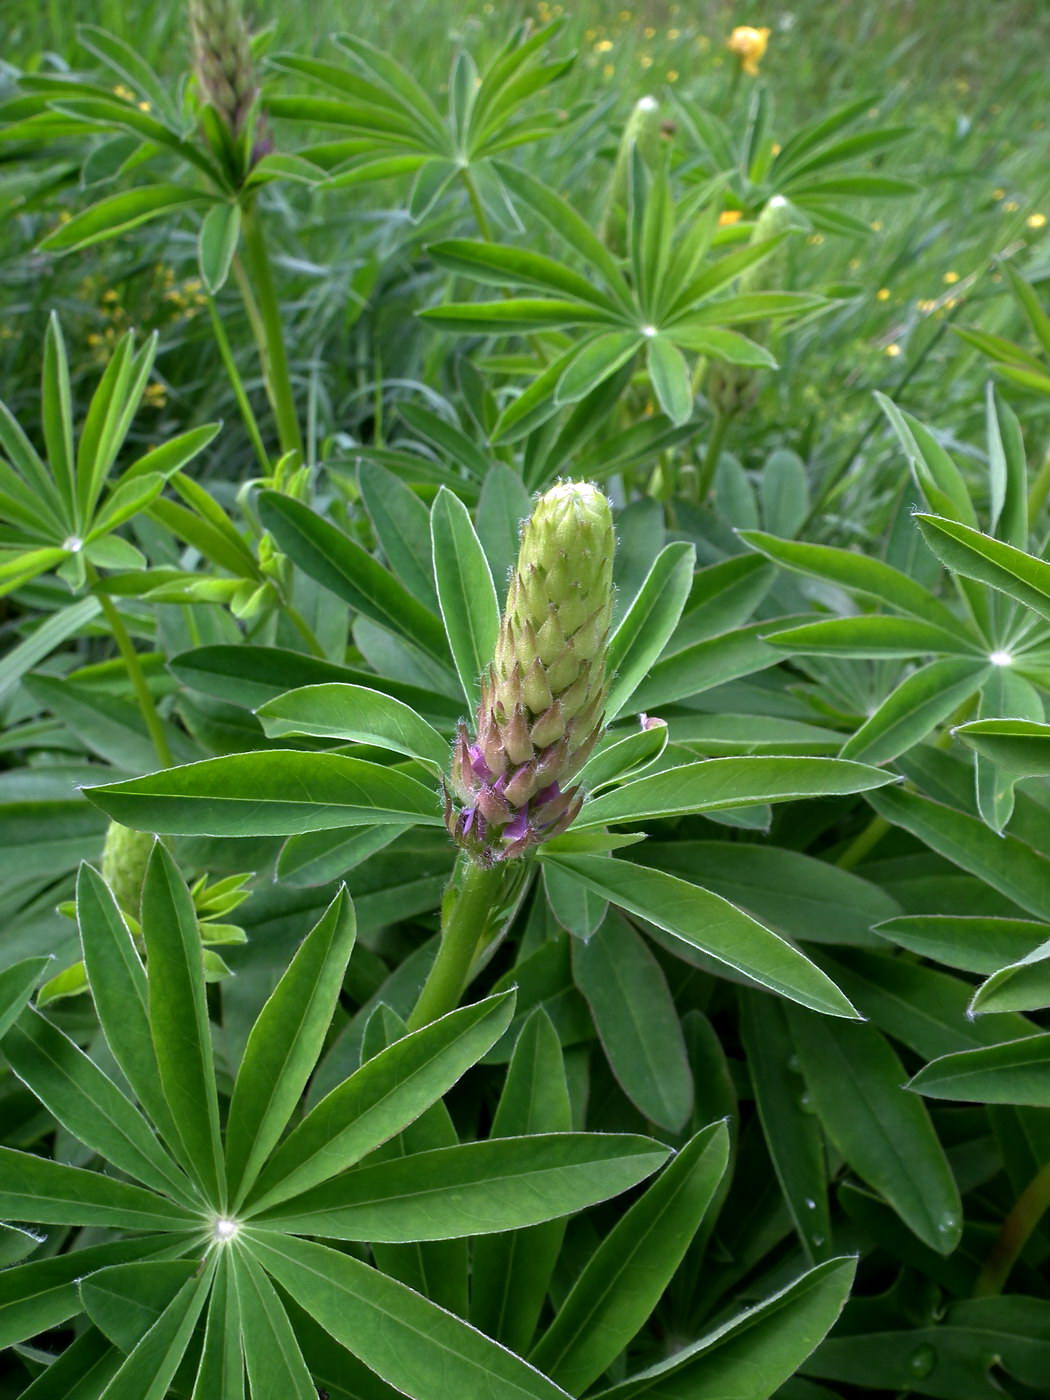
left=407, top=855, right=509, bottom=1030
left=836, top=813, right=890, bottom=871
left=1028, top=448, right=1050, bottom=521
left=975, top=1158, right=1050, bottom=1297
left=695, top=410, right=731, bottom=502
left=238, top=203, right=304, bottom=462
left=282, top=600, right=326, bottom=659
left=461, top=166, right=493, bottom=241
left=205, top=293, right=270, bottom=473
left=91, top=575, right=174, bottom=769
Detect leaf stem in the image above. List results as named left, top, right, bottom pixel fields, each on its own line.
left=695, top=410, right=731, bottom=502
left=205, top=293, right=271, bottom=474
left=237, top=203, right=304, bottom=462
left=90, top=571, right=174, bottom=769
left=407, top=854, right=509, bottom=1030
left=975, top=1158, right=1050, bottom=1296
left=836, top=813, right=890, bottom=871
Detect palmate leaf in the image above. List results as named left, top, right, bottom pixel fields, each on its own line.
left=248, top=1232, right=573, bottom=1400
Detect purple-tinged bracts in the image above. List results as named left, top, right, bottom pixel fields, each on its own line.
left=446, top=481, right=614, bottom=862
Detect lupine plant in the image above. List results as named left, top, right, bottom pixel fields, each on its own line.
left=3, top=3, right=1050, bottom=1398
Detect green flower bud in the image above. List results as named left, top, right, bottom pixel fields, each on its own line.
left=101, top=820, right=155, bottom=918
left=447, top=481, right=615, bottom=862
left=599, top=95, right=669, bottom=255
left=188, top=0, right=266, bottom=145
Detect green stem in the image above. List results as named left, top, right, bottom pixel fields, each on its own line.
left=975, top=1159, right=1050, bottom=1297
left=836, top=814, right=890, bottom=871
left=282, top=601, right=326, bottom=659
left=91, top=576, right=174, bottom=769
left=407, top=855, right=509, bottom=1030
left=205, top=293, right=270, bottom=474
left=695, top=410, right=731, bottom=502
left=461, top=166, right=493, bottom=241
left=238, top=203, right=304, bottom=461
left=1027, top=448, right=1050, bottom=521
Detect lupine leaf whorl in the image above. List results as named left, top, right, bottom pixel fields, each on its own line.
left=447, top=481, right=615, bottom=863
left=188, top=0, right=258, bottom=134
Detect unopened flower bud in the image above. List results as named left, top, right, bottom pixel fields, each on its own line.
left=446, top=482, right=615, bottom=862
left=101, top=820, right=154, bottom=917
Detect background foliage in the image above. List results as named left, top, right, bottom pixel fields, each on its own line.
left=2, top=1, right=1050, bottom=1397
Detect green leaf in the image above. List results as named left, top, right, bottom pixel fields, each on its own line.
left=0, top=1146, right=194, bottom=1230
left=839, top=658, right=989, bottom=765
left=258, top=491, right=448, bottom=662
left=249, top=1132, right=668, bottom=1239
left=16, top=1324, right=122, bottom=1398
left=605, top=541, right=696, bottom=719
left=0, top=956, right=47, bottom=1039
left=358, top=460, right=437, bottom=609
left=915, top=512, right=1050, bottom=625
left=0, top=1237, right=175, bottom=1351
left=741, top=995, right=830, bottom=1261
left=476, top=463, right=531, bottom=597
left=866, top=784, right=1050, bottom=922
left=555, top=333, right=641, bottom=404
left=954, top=718, right=1050, bottom=776
left=234, top=1251, right=315, bottom=1400
left=225, top=888, right=356, bottom=1207
left=41, top=314, right=76, bottom=519
left=874, top=913, right=1048, bottom=972
left=430, top=486, right=500, bottom=710
left=192, top=1252, right=243, bottom=1400
left=740, top=529, right=968, bottom=636
left=82, top=1259, right=198, bottom=1353
left=542, top=853, right=859, bottom=1018
left=198, top=201, right=241, bottom=294
left=628, top=618, right=789, bottom=710
left=470, top=1010, right=572, bottom=1354
left=908, top=1034, right=1050, bottom=1106
left=667, top=322, right=777, bottom=367
left=577, top=755, right=894, bottom=828
left=786, top=1007, right=962, bottom=1252
left=578, top=724, right=669, bottom=792
left=572, top=912, right=693, bottom=1130
left=591, top=1257, right=855, bottom=1400
left=420, top=298, right=610, bottom=334
left=256, top=684, right=449, bottom=770
left=277, top=824, right=410, bottom=887
left=76, top=863, right=180, bottom=1145
left=248, top=1232, right=573, bottom=1400
left=529, top=1121, right=729, bottom=1394
left=39, top=186, right=208, bottom=252
left=140, top=844, right=224, bottom=1202
left=969, top=939, right=1050, bottom=1015
left=544, top=860, right=608, bottom=939
left=766, top=614, right=982, bottom=658
left=5, top=1009, right=197, bottom=1207
left=427, top=239, right=615, bottom=307
left=83, top=750, right=443, bottom=836
left=242, top=992, right=514, bottom=1212
left=646, top=336, right=693, bottom=425
left=93, top=1259, right=214, bottom=1400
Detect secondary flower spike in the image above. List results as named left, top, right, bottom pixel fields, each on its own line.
left=446, top=481, right=615, bottom=862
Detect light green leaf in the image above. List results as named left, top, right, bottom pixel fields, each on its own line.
left=198, top=202, right=241, bottom=294
left=908, top=1034, right=1050, bottom=1106
left=605, top=541, right=695, bottom=719
left=430, top=486, right=500, bottom=710
left=529, top=1121, right=729, bottom=1394
left=226, top=888, right=356, bottom=1207
left=542, top=853, right=859, bottom=1018
left=839, top=658, right=990, bottom=766
left=256, top=684, right=449, bottom=770
left=83, top=750, right=443, bottom=836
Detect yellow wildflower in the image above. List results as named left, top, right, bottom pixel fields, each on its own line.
left=807, top=233, right=824, bottom=245
left=112, top=84, right=135, bottom=102
left=667, top=70, right=679, bottom=81
left=727, top=25, right=770, bottom=76
left=993, top=188, right=1005, bottom=199
left=885, top=344, right=901, bottom=357
left=1027, top=213, right=1047, bottom=229
left=1004, top=200, right=1019, bottom=212
left=595, top=38, right=613, bottom=52
left=876, top=288, right=890, bottom=301
left=943, top=270, right=959, bottom=284
left=719, top=209, right=743, bottom=226
left=640, top=54, right=653, bottom=68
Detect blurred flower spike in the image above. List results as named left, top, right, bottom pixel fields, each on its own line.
left=446, top=482, right=615, bottom=863
left=727, top=24, right=771, bottom=75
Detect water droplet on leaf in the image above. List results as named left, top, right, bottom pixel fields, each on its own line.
left=908, top=1344, right=936, bottom=1379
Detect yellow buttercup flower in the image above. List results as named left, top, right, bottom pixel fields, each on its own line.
left=727, top=25, right=770, bottom=76
left=718, top=209, right=743, bottom=226
left=1027, top=213, right=1047, bottom=229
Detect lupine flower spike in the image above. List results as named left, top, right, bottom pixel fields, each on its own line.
left=189, top=0, right=259, bottom=135
left=446, top=481, right=615, bottom=863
